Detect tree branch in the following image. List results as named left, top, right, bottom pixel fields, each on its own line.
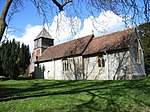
left=52, top=0, right=72, bottom=11
left=0, top=0, right=13, bottom=42
left=1, top=0, right=12, bottom=20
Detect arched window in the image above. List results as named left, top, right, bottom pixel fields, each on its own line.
left=62, top=62, right=64, bottom=71
left=66, top=62, right=69, bottom=71
left=97, top=56, right=105, bottom=67
left=98, top=58, right=101, bottom=67
left=65, top=62, right=67, bottom=71
left=102, top=58, right=105, bottom=67
left=133, top=39, right=140, bottom=63
left=62, top=59, right=69, bottom=71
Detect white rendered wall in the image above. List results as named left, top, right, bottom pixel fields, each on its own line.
left=84, top=51, right=131, bottom=80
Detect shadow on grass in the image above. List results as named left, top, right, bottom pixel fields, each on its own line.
left=0, top=77, right=150, bottom=111
left=0, top=77, right=10, bottom=81
left=0, top=76, right=32, bottom=81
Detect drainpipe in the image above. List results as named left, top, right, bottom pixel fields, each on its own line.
left=54, top=60, right=55, bottom=79
left=104, top=51, right=109, bottom=80
left=52, top=58, right=55, bottom=80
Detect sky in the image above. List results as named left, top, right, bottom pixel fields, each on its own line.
left=0, top=0, right=130, bottom=53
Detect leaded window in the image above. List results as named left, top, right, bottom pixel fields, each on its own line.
left=97, top=56, right=105, bottom=67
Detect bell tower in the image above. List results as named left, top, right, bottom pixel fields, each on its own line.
left=33, top=28, right=54, bottom=58
left=29, top=28, right=54, bottom=77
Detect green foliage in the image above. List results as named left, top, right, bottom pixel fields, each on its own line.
left=0, top=77, right=150, bottom=112
left=0, top=60, right=3, bottom=76
left=17, top=43, right=30, bottom=75
left=0, top=39, right=31, bottom=79
left=138, top=22, right=150, bottom=75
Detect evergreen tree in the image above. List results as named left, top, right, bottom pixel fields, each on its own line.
left=0, top=46, right=3, bottom=76
left=17, top=43, right=30, bottom=75
left=0, top=40, right=10, bottom=77
left=0, top=39, right=31, bottom=79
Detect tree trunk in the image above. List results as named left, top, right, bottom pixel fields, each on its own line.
left=0, top=0, right=12, bottom=42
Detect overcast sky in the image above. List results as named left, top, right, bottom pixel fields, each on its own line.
left=0, top=0, right=129, bottom=53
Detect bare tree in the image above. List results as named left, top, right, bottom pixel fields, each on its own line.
left=0, top=0, right=12, bottom=42
left=0, top=0, right=149, bottom=42
left=52, top=0, right=72, bottom=11
left=88, top=0, right=150, bottom=25
left=0, top=0, right=23, bottom=42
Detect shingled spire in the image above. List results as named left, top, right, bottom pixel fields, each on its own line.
left=34, top=27, right=53, bottom=40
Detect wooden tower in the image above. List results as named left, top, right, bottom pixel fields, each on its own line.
left=33, top=28, right=54, bottom=59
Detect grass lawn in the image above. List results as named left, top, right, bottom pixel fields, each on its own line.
left=0, top=76, right=150, bottom=112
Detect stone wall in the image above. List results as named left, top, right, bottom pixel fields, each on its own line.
left=35, top=56, right=84, bottom=80
left=129, top=32, right=146, bottom=77
left=84, top=51, right=131, bottom=80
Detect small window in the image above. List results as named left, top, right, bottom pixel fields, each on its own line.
left=66, top=62, right=69, bottom=71
left=62, top=59, right=69, bottom=71
left=62, top=62, right=64, bottom=71
left=97, top=56, right=105, bottom=67
left=102, top=58, right=105, bottom=67
left=98, top=58, right=101, bottom=67
left=133, top=39, right=140, bottom=63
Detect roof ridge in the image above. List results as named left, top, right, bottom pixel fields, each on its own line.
left=83, top=28, right=134, bottom=55
left=47, top=34, right=93, bottom=49
left=37, top=28, right=135, bottom=62
left=95, top=28, right=134, bottom=39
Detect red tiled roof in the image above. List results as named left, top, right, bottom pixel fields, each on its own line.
left=37, top=28, right=134, bottom=63
left=37, top=35, right=93, bottom=62
left=83, top=29, right=134, bottom=55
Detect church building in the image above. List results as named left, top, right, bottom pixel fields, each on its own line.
left=29, top=28, right=145, bottom=80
